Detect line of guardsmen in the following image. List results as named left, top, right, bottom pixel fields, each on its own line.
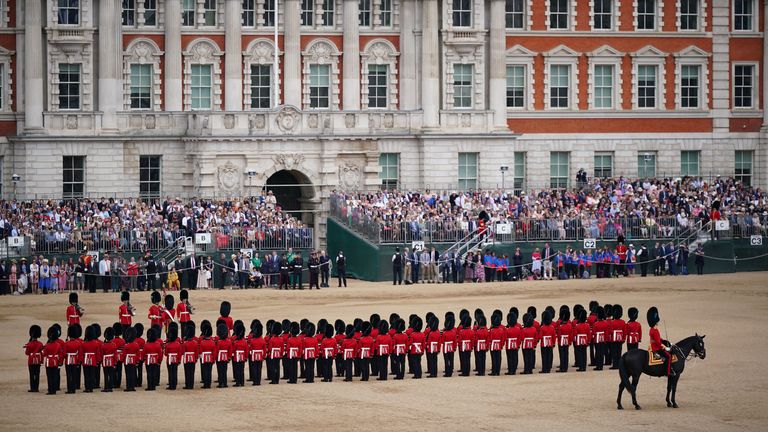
left=24, top=292, right=643, bottom=394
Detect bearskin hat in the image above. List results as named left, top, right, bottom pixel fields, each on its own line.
left=68, top=324, right=82, bottom=339
left=180, top=289, right=189, bottom=301
left=233, top=320, right=243, bottom=332
left=604, top=304, right=614, bottom=319
left=120, top=291, right=130, bottom=302
left=252, top=320, right=263, bottom=338
left=560, top=306, right=571, bottom=322
left=151, top=290, right=161, bottom=304
left=124, top=326, right=136, bottom=343
left=527, top=306, right=537, bottom=319
left=47, top=325, right=59, bottom=342
left=507, top=311, right=518, bottom=327
left=266, top=320, right=275, bottom=334
left=84, top=325, right=95, bottom=342
left=234, top=322, right=246, bottom=339
left=334, top=319, right=346, bottom=334
left=369, top=314, right=380, bottom=328
left=542, top=310, right=553, bottom=326
left=596, top=306, right=606, bottom=321
left=413, top=316, right=424, bottom=332
left=281, top=319, right=291, bottom=334
left=397, top=319, right=407, bottom=333
left=474, top=308, right=484, bottom=322
left=522, top=313, right=533, bottom=328
left=578, top=309, right=588, bottom=323
left=134, top=323, right=144, bottom=339
left=362, top=321, right=372, bottom=337
left=324, top=323, right=335, bottom=339
left=69, top=292, right=78, bottom=304
left=184, top=321, right=196, bottom=340
left=92, top=323, right=102, bottom=339
left=388, top=314, right=400, bottom=328
left=165, top=294, right=174, bottom=310
left=29, top=324, right=42, bottom=339
left=290, top=321, right=300, bottom=337
left=460, top=315, right=471, bottom=329
left=147, top=327, right=158, bottom=343
left=216, top=323, right=228, bottom=340
left=428, top=316, right=438, bottom=332
left=647, top=307, right=660, bottom=327
left=613, top=304, right=624, bottom=320
left=167, top=322, right=179, bottom=342
left=409, top=314, right=418, bottom=328
left=112, top=323, right=124, bottom=340
left=345, top=324, right=355, bottom=338
left=444, top=314, right=455, bottom=331
left=353, top=318, right=363, bottom=333
left=271, top=321, right=282, bottom=336
left=459, top=309, right=469, bottom=323
left=589, top=300, right=599, bottom=313
left=220, top=301, right=231, bottom=318
left=492, top=309, right=503, bottom=323
left=300, top=318, right=309, bottom=332
left=379, top=320, right=390, bottom=335
left=628, top=307, right=639, bottom=322
left=545, top=306, right=556, bottom=320
left=425, top=312, right=436, bottom=325
left=509, top=307, right=519, bottom=317
left=477, top=315, right=487, bottom=328
left=103, top=327, right=115, bottom=342
left=491, top=313, right=502, bottom=328
left=200, top=320, right=211, bottom=337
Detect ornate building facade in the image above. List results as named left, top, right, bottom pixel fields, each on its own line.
left=0, top=0, right=766, bottom=242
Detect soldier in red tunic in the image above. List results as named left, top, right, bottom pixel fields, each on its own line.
left=215, top=323, right=232, bottom=387
left=286, top=322, right=302, bottom=384
left=64, top=324, right=83, bottom=393
left=100, top=327, right=117, bottom=392
left=24, top=325, right=43, bottom=392
left=112, top=323, right=125, bottom=388
left=474, top=315, right=489, bottom=376
left=334, top=319, right=346, bottom=377
left=218, top=301, right=234, bottom=334
left=341, top=325, right=358, bottom=381
left=248, top=320, right=266, bottom=385
left=392, top=319, right=409, bottom=380
left=199, top=321, right=216, bottom=388
left=625, top=307, right=642, bottom=351
left=164, top=323, right=181, bottom=390
left=231, top=322, right=248, bottom=386
left=458, top=315, right=475, bottom=377
left=424, top=316, right=441, bottom=378
left=43, top=325, right=63, bottom=395
left=81, top=325, right=101, bottom=392
left=488, top=313, right=505, bottom=376
left=610, top=304, right=626, bottom=369
left=66, top=292, right=84, bottom=327
left=408, top=317, right=425, bottom=379
left=119, top=291, right=135, bottom=326
left=556, top=306, right=573, bottom=373
left=181, top=321, right=198, bottom=389
left=122, top=326, right=139, bottom=392
left=648, top=306, right=675, bottom=376
left=162, top=295, right=176, bottom=335
left=504, top=310, right=521, bottom=375
left=441, top=313, right=457, bottom=377
left=148, top=291, right=163, bottom=329
left=143, top=328, right=163, bottom=391
left=357, top=322, right=374, bottom=381
left=592, top=306, right=608, bottom=371
left=176, top=289, right=192, bottom=325
left=302, top=322, right=318, bottom=383
left=320, top=324, right=337, bottom=382
left=539, top=310, right=556, bottom=373
left=374, top=320, right=392, bottom=381
left=521, top=313, right=538, bottom=374
left=574, top=309, right=591, bottom=372
left=266, top=322, right=283, bottom=384
left=133, top=323, right=146, bottom=387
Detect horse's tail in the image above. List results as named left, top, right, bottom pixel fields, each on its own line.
left=618, top=354, right=634, bottom=393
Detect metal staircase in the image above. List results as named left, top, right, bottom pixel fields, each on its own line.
left=153, top=236, right=191, bottom=263
left=441, top=228, right=493, bottom=260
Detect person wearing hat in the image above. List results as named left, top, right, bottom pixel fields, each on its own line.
left=43, top=325, right=63, bottom=394
left=285, top=322, right=302, bottom=384
left=291, top=251, right=304, bottom=290
left=248, top=320, right=266, bottom=385
left=336, top=250, right=347, bottom=287
left=142, top=328, right=162, bottom=391
left=340, top=324, right=358, bottom=381
left=119, top=291, right=134, bottom=326
left=266, top=322, right=284, bottom=384
left=308, top=251, right=320, bottom=289
left=63, top=324, right=83, bottom=394
left=81, top=325, right=101, bottom=392
left=39, top=258, right=51, bottom=295
left=181, top=321, right=199, bottom=389
left=441, top=313, right=457, bottom=377
left=592, top=306, right=608, bottom=371
left=457, top=315, right=474, bottom=376
left=66, top=292, right=84, bottom=327
left=392, top=247, right=403, bottom=285
left=176, top=289, right=192, bottom=324
left=647, top=307, right=675, bottom=376
left=24, top=325, right=43, bottom=392
left=163, top=322, right=181, bottom=390
left=122, top=326, right=139, bottom=391
left=625, top=307, right=642, bottom=351
left=148, top=291, right=163, bottom=329
left=556, top=307, right=573, bottom=373
left=215, top=323, right=232, bottom=388
left=357, top=322, right=375, bottom=381
left=610, top=305, right=626, bottom=370
left=573, top=309, right=591, bottom=372
left=424, top=317, right=441, bottom=378
left=373, top=320, right=392, bottom=381
left=319, top=250, right=331, bottom=288
left=231, top=322, right=249, bottom=386
left=539, top=311, right=556, bottom=373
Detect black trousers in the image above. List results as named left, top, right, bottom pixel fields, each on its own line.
left=249, top=360, right=263, bottom=385
left=505, top=349, right=519, bottom=374
left=84, top=365, right=98, bottom=391
left=281, top=357, right=288, bottom=379
left=393, top=266, right=402, bottom=285
left=137, top=361, right=144, bottom=387
left=575, top=345, right=587, bottom=370
left=604, top=342, right=612, bottom=366
left=124, top=364, right=137, bottom=390
left=115, top=362, right=123, bottom=388
left=409, top=354, right=423, bottom=378
left=94, top=362, right=100, bottom=388
left=183, top=362, right=196, bottom=389
left=474, top=351, right=486, bottom=376
left=426, top=353, right=438, bottom=377
left=201, top=362, right=213, bottom=388
left=65, top=364, right=78, bottom=393
left=558, top=345, right=570, bottom=372
left=233, top=362, right=245, bottom=386
left=490, top=350, right=502, bottom=375
left=594, top=343, right=605, bottom=370
left=335, top=354, right=344, bottom=377
left=696, top=262, right=704, bottom=275
left=216, top=361, right=229, bottom=387
left=287, top=358, right=298, bottom=383
left=322, top=357, right=333, bottom=382
left=279, top=273, right=290, bottom=289
left=28, top=364, right=40, bottom=392
left=344, top=358, right=354, bottom=380
left=267, top=358, right=280, bottom=384
left=303, top=358, right=315, bottom=383
left=354, top=358, right=361, bottom=377
left=45, top=366, right=60, bottom=394
left=610, top=342, right=623, bottom=368
left=540, top=347, right=553, bottom=372
left=102, top=366, right=114, bottom=391
left=292, top=273, right=302, bottom=289
left=337, top=269, right=347, bottom=287
left=75, top=364, right=82, bottom=389
left=309, top=272, right=319, bottom=289
left=377, top=355, right=389, bottom=380
left=371, top=355, right=380, bottom=375
left=641, top=263, right=648, bottom=276
left=360, top=358, right=370, bottom=381
left=459, top=351, right=471, bottom=376
left=321, top=269, right=329, bottom=287
left=522, top=348, right=535, bottom=373
left=589, top=342, right=595, bottom=366
left=145, top=364, right=159, bottom=390
left=392, top=354, right=406, bottom=379
left=443, top=352, right=455, bottom=377
left=627, top=343, right=639, bottom=352
left=166, top=363, right=178, bottom=389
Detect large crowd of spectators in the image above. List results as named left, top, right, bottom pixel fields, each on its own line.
left=333, top=176, right=767, bottom=243
left=0, top=191, right=313, bottom=254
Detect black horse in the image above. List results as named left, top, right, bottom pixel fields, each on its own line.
left=617, top=334, right=706, bottom=410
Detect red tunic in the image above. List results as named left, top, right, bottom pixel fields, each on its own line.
left=521, top=327, right=539, bottom=349
left=357, top=336, right=375, bottom=359
left=441, top=328, right=457, bottom=353
left=592, top=320, right=609, bottom=344
left=374, top=334, right=393, bottom=356
left=409, top=331, right=426, bottom=355
left=474, top=327, right=489, bottom=351
left=25, top=340, right=43, bottom=366
left=66, top=305, right=82, bottom=326
left=249, top=336, right=267, bottom=362
left=199, top=338, right=216, bottom=363
left=143, top=341, right=163, bottom=365
left=123, top=342, right=140, bottom=366
left=625, top=321, right=642, bottom=345
left=119, top=304, right=133, bottom=326
left=425, top=330, right=441, bottom=354
left=392, top=332, right=409, bottom=355
left=148, top=305, right=163, bottom=328
left=81, top=339, right=102, bottom=367
left=458, top=328, right=475, bottom=352
left=488, top=326, right=505, bottom=351
left=341, top=338, right=358, bottom=360
left=611, top=319, right=626, bottom=343
left=164, top=339, right=182, bottom=365
left=574, top=322, right=592, bottom=346
left=505, top=324, right=522, bottom=350
left=320, top=337, right=337, bottom=359
left=649, top=327, right=663, bottom=351
left=267, top=336, right=284, bottom=359
left=113, top=337, right=125, bottom=363
left=286, top=336, right=303, bottom=359
left=605, top=319, right=614, bottom=343
left=557, top=320, right=573, bottom=346
left=43, top=342, right=63, bottom=368
left=64, top=338, right=83, bottom=366
left=182, top=339, right=199, bottom=363
left=539, top=324, right=556, bottom=348
left=176, top=302, right=191, bottom=323
left=301, top=336, right=317, bottom=360
left=100, top=340, right=117, bottom=367
left=218, top=316, right=234, bottom=333
left=216, top=338, right=232, bottom=362
left=232, top=338, right=249, bottom=363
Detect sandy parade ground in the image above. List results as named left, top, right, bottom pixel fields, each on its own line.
left=0, top=273, right=767, bottom=432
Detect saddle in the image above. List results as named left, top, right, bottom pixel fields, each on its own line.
left=648, top=346, right=678, bottom=366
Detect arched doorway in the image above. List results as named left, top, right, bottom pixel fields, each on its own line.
left=265, top=170, right=316, bottom=227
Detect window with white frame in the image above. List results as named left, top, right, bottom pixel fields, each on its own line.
left=637, top=152, right=656, bottom=178
left=144, top=0, right=157, bottom=26
left=506, top=65, right=526, bottom=108
left=359, top=0, right=371, bottom=26
left=550, top=152, right=569, bottom=189
left=250, top=65, right=272, bottom=109
left=594, top=153, right=613, bottom=178
left=680, top=150, right=700, bottom=176
left=139, top=155, right=162, bottom=199
left=734, top=0, right=755, bottom=31
left=309, top=64, right=331, bottom=108
left=191, top=64, right=213, bottom=110
left=513, top=152, right=526, bottom=195
left=637, top=64, right=658, bottom=108
left=130, top=64, right=152, bottom=109
left=549, top=64, right=570, bottom=108
left=453, top=64, right=474, bottom=108
left=506, top=0, right=525, bottom=29
left=63, top=156, right=85, bottom=198
left=381, top=0, right=392, bottom=26
left=203, top=0, right=217, bottom=26
left=735, top=150, right=753, bottom=185
left=242, top=0, right=255, bottom=26
left=680, top=64, right=701, bottom=109
left=302, top=0, right=314, bottom=26
left=263, top=0, right=276, bottom=26
left=734, top=64, right=756, bottom=109
left=593, top=65, right=614, bottom=109
left=0, top=64, right=4, bottom=110
left=458, top=153, right=478, bottom=190
left=122, top=0, right=135, bottom=26
left=593, top=0, right=612, bottom=30
left=452, top=0, right=472, bottom=27
left=679, top=0, right=698, bottom=30
left=637, top=0, right=655, bottom=30
left=379, top=153, right=399, bottom=190
left=549, top=0, right=569, bottom=29
left=323, top=0, right=335, bottom=26
left=58, top=0, right=80, bottom=25
left=368, top=64, right=388, bottom=108
left=182, top=0, right=195, bottom=26
left=59, top=63, right=81, bottom=110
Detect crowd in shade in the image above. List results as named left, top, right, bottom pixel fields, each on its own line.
left=333, top=176, right=767, bottom=241
left=0, top=191, right=313, bottom=253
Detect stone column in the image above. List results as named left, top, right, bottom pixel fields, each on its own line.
left=225, top=0, right=243, bottom=110
left=342, top=0, right=360, bottom=110
left=421, top=0, right=440, bottom=127
left=489, top=0, right=507, bottom=129
left=24, top=0, right=43, bottom=130
left=284, top=0, right=302, bottom=107
left=99, top=0, right=123, bottom=129
left=399, top=0, right=417, bottom=110
left=165, top=0, right=183, bottom=111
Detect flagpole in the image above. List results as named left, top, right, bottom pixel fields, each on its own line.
left=274, top=0, right=279, bottom=109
